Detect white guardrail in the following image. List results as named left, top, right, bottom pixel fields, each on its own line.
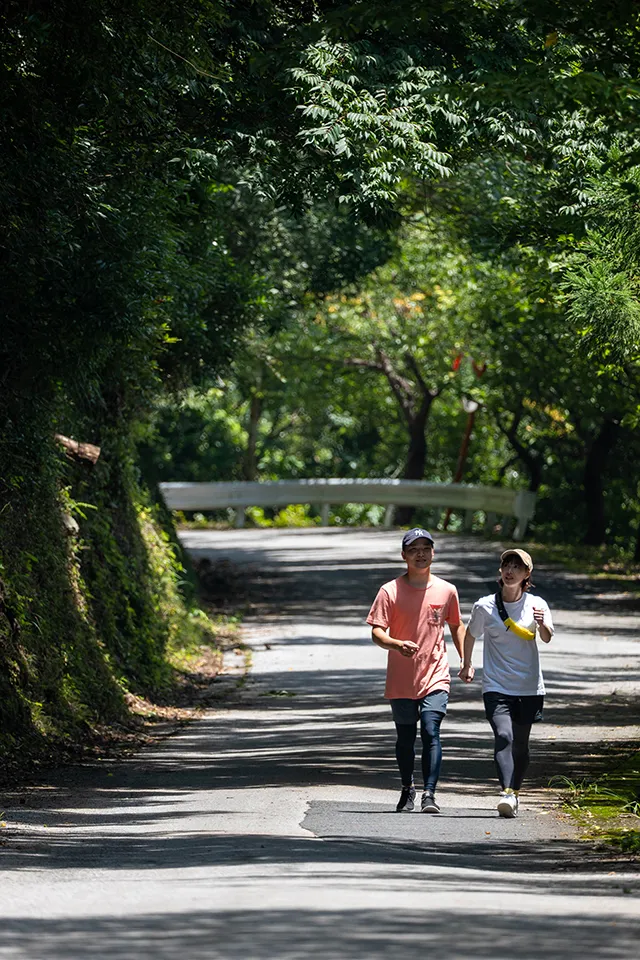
left=159, top=479, right=536, bottom=540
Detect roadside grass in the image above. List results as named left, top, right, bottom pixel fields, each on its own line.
left=131, top=606, right=247, bottom=712
left=166, top=609, right=240, bottom=680
left=531, top=542, right=640, bottom=591
left=551, top=750, right=640, bottom=854
left=231, top=641, right=254, bottom=689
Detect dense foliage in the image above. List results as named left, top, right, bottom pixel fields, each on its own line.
left=2, top=0, right=640, bottom=761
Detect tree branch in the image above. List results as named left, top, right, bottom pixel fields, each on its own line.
left=496, top=406, right=542, bottom=491
left=343, top=357, right=383, bottom=372
left=376, top=349, right=416, bottom=425
left=344, top=352, right=416, bottom=425
left=404, top=352, right=432, bottom=399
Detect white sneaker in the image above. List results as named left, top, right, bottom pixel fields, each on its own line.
left=497, top=791, right=518, bottom=818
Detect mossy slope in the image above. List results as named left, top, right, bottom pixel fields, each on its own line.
left=0, top=431, right=206, bottom=770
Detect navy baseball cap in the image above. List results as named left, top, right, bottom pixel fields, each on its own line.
left=402, top=528, right=435, bottom=549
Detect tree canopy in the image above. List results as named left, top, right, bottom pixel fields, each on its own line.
left=2, top=0, right=640, bottom=760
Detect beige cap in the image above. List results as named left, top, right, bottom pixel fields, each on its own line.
left=500, top=548, right=533, bottom=572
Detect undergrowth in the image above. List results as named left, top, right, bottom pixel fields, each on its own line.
left=532, top=543, right=640, bottom=586
left=551, top=750, right=640, bottom=854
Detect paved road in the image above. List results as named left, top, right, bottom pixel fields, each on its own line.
left=2, top=529, right=639, bottom=959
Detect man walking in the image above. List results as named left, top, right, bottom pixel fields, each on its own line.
left=367, top=529, right=464, bottom=813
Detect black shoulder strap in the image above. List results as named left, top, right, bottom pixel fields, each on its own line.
left=494, top=591, right=509, bottom=629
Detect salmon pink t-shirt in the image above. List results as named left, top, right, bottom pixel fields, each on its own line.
left=366, top=575, right=461, bottom=699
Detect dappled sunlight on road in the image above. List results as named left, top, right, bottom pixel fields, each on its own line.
left=3, top=529, right=639, bottom=959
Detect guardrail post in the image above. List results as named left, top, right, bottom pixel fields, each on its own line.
left=235, top=508, right=246, bottom=529
left=320, top=503, right=330, bottom=526
left=383, top=505, right=394, bottom=528
left=463, top=509, right=474, bottom=532
left=512, top=490, right=537, bottom=541
left=513, top=519, right=527, bottom=540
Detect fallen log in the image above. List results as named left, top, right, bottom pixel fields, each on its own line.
left=54, top=433, right=101, bottom=465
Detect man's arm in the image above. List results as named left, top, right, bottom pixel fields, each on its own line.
left=448, top=622, right=465, bottom=662
left=371, top=625, right=418, bottom=658
left=458, top=628, right=476, bottom=683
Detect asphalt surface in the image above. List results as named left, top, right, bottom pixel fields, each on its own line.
left=2, top=528, right=640, bottom=959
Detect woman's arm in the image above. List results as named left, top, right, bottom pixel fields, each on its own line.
left=458, top=628, right=476, bottom=682
left=533, top=608, right=552, bottom=643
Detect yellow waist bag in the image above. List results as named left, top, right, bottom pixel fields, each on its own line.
left=494, top=592, right=536, bottom=641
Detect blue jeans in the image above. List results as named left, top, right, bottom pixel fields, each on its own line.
left=390, top=691, right=448, bottom=792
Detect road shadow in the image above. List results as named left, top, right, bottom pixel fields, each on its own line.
left=1, top=900, right=639, bottom=960
left=183, top=527, right=639, bottom=612
left=2, top=823, right=639, bottom=877
left=2, top=661, right=637, bottom=841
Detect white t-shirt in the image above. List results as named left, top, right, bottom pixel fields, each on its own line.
left=466, top=593, right=554, bottom=696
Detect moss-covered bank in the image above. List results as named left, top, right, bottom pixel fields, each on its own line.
left=0, top=424, right=216, bottom=774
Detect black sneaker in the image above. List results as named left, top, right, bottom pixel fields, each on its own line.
left=421, top=790, right=441, bottom=814
left=396, top=785, right=416, bottom=812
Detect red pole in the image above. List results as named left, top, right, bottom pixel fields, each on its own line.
left=442, top=409, right=476, bottom=530
left=442, top=357, right=485, bottom=531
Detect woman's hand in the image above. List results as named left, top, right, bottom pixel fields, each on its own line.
left=458, top=664, right=475, bottom=683
left=533, top=608, right=552, bottom=643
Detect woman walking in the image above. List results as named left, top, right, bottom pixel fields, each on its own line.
left=458, top=548, right=554, bottom=817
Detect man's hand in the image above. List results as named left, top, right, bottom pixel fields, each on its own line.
left=398, top=640, right=418, bottom=658
left=371, top=626, right=418, bottom=656
left=458, top=664, right=475, bottom=683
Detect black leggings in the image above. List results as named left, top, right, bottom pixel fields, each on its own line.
left=395, top=711, right=444, bottom=792
left=483, top=692, right=542, bottom=791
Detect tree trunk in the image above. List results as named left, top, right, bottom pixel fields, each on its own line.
left=582, top=418, right=620, bottom=546
left=526, top=461, right=542, bottom=493
left=243, top=391, right=262, bottom=482
left=395, top=401, right=430, bottom=526
left=344, top=350, right=438, bottom=527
